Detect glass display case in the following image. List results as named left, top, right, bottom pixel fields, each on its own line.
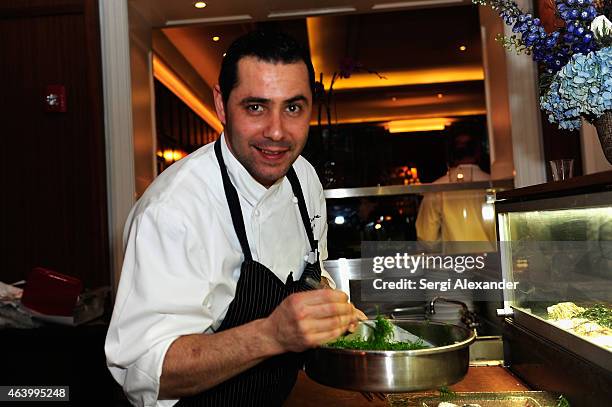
left=324, top=180, right=510, bottom=259
left=495, top=172, right=612, bottom=403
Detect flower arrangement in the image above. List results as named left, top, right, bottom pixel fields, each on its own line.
left=474, top=0, right=611, bottom=131
left=540, top=46, right=611, bottom=130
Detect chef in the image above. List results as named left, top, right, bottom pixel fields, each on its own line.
left=105, top=31, right=363, bottom=407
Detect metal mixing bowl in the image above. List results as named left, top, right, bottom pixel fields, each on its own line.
left=305, top=320, right=476, bottom=393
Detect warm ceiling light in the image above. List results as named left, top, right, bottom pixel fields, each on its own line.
left=437, top=93, right=444, bottom=98
left=212, top=36, right=220, bottom=42
left=222, top=52, right=226, bottom=57
left=392, top=96, right=397, bottom=101
left=310, top=66, right=484, bottom=90
left=194, top=2, right=207, bottom=9
left=152, top=55, right=223, bottom=133
left=459, top=45, right=467, bottom=51
left=386, top=118, right=454, bottom=133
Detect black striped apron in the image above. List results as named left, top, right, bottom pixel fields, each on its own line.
left=176, top=139, right=322, bottom=407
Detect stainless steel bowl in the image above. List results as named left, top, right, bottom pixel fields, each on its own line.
left=305, top=320, right=476, bottom=393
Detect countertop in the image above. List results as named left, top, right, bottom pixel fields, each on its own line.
left=496, top=170, right=612, bottom=201
left=284, top=366, right=528, bottom=406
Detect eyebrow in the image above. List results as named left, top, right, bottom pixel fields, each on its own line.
left=239, top=95, right=309, bottom=105
left=240, top=97, right=269, bottom=105
left=285, top=95, right=309, bottom=105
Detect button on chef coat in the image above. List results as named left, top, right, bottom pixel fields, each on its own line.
left=105, top=134, right=334, bottom=407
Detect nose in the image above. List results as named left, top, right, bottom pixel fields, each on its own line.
left=265, top=109, right=284, bottom=141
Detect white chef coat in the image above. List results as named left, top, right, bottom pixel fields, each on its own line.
left=416, top=164, right=496, bottom=242
left=105, top=134, right=334, bottom=407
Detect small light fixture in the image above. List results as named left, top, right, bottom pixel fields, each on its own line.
left=222, top=52, right=227, bottom=57
left=437, top=93, right=443, bottom=99
left=391, top=96, right=397, bottom=101
left=459, top=45, right=467, bottom=51
left=212, top=35, right=220, bottom=42
left=194, top=1, right=207, bottom=9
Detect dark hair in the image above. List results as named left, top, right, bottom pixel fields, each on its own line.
left=448, top=123, right=482, bottom=164
left=218, top=30, right=316, bottom=106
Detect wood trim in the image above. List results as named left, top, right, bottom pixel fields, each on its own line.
left=497, top=170, right=612, bottom=201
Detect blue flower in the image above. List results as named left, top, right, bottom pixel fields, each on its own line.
left=541, top=47, right=612, bottom=130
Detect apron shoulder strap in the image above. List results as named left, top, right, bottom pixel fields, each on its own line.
left=286, top=167, right=317, bottom=253
left=214, top=139, right=253, bottom=261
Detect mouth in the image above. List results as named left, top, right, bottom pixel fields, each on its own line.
left=253, top=145, right=290, bottom=161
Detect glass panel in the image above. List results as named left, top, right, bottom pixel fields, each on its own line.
left=327, top=187, right=497, bottom=259
left=498, top=204, right=612, bottom=352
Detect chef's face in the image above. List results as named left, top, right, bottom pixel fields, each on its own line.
left=214, top=56, right=312, bottom=188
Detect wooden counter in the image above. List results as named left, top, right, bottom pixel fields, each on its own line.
left=496, top=170, right=612, bottom=201
left=285, top=366, right=528, bottom=406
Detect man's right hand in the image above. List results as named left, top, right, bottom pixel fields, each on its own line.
left=262, top=289, right=364, bottom=353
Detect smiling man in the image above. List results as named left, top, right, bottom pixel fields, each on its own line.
left=218, top=55, right=310, bottom=188
left=105, top=31, right=363, bottom=407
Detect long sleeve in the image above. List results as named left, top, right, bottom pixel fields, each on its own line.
left=105, top=205, right=213, bottom=407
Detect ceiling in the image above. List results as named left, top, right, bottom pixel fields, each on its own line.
left=133, top=0, right=474, bottom=26
left=137, top=0, right=486, bottom=127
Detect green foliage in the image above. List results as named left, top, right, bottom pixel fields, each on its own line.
left=539, top=71, right=555, bottom=97
left=496, top=33, right=531, bottom=55
left=593, top=25, right=612, bottom=48
left=438, top=386, right=458, bottom=401
left=327, top=315, right=428, bottom=351
left=557, top=394, right=571, bottom=407
left=578, top=304, right=612, bottom=329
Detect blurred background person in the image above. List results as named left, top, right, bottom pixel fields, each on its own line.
left=416, top=127, right=496, bottom=243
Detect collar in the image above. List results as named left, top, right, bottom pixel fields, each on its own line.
left=220, top=133, right=283, bottom=207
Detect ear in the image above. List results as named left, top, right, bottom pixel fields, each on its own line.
left=213, top=84, right=227, bottom=126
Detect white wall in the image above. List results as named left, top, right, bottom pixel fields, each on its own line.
left=479, top=1, right=547, bottom=188
left=505, top=0, right=547, bottom=188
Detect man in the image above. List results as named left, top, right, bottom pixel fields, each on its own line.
left=105, top=31, right=363, bottom=407
left=415, top=129, right=495, bottom=242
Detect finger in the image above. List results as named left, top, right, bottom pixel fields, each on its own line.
left=307, top=327, right=349, bottom=346
left=354, top=307, right=368, bottom=321
left=297, top=289, right=349, bottom=306
left=304, top=301, right=355, bottom=320
left=304, top=314, right=357, bottom=333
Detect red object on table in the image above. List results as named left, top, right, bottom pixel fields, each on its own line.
left=21, top=267, right=82, bottom=316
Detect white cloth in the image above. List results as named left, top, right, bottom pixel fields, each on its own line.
left=416, top=164, right=495, bottom=242
left=105, top=134, right=333, bottom=407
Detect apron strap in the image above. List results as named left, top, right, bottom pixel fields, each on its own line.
left=214, top=139, right=253, bottom=261
left=286, top=167, right=317, bottom=253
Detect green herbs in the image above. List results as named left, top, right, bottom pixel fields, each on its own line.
left=557, top=395, right=571, bottom=407
left=438, top=386, right=457, bottom=402
left=327, top=315, right=428, bottom=351
left=370, top=314, right=393, bottom=347
left=578, top=304, right=612, bottom=329
left=327, top=337, right=427, bottom=351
